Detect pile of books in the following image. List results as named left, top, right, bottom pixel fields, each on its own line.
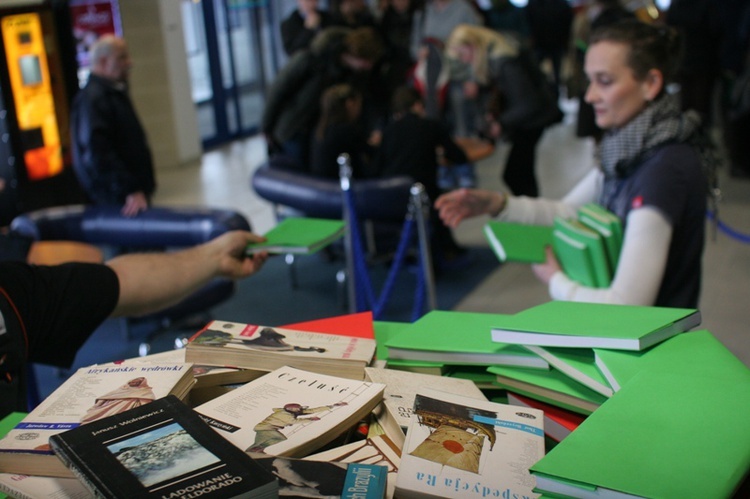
left=484, top=203, right=622, bottom=287
left=2, top=303, right=749, bottom=499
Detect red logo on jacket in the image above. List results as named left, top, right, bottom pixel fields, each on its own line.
left=632, top=195, right=644, bottom=209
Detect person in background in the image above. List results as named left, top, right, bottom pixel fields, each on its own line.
left=377, top=85, right=471, bottom=264
left=436, top=20, right=714, bottom=309
left=525, top=0, right=574, bottom=101
left=329, top=0, right=377, bottom=29
left=310, top=84, right=380, bottom=179
left=444, top=24, right=562, bottom=197
left=71, top=34, right=155, bottom=218
left=0, top=230, right=268, bottom=417
left=281, top=0, right=333, bottom=56
left=261, top=26, right=386, bottom=170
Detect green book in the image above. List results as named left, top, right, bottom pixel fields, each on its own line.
left=245, top=216, right=345, bottom=254
left=577, top=203, right=623, bottom=269
left=523, top=345, right=613, bottom=397
left=488, top=365, right=606, bottom=415
left=373, top=320, right=446, bottom=375
left=490, top=301, right=701, bottom=351
left=594, top=329, right=749, bottom=392
left=483, top=221, right=554, bottom=263
left=384, top=310, right=550, bottom=369
left=553, top=217, right=611, bottom=287
left=531, top=369, right=750, bottom=499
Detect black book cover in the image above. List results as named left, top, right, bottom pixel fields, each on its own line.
left=49, top=395, right=278, bottom=498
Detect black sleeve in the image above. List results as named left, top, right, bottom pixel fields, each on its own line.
left=0, top=262, right=119, bottom=369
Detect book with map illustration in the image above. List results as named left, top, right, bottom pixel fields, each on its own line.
left=194, top=366, right=385, bottom=458
left=394, top=387, right=545, bottom=499
left=185, top=321, right=377, bottom=380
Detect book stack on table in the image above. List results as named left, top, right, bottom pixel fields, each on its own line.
left=2, top=304, right=750, bottom=499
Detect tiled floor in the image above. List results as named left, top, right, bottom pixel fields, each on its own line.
left=153, top=110, right=750, bottom=368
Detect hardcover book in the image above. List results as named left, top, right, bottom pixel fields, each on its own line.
left=48, top=395, right=278, bottom=499
left=194, top=366, right=385, bottom=458
left=363, top=367, right=487, bottom=448
left=490, top=301, right=701, bottom=351
left=254, top=456, right=388, bottom=498
left=0, top=362, right=194, bottom=478
left=245, top=217, right=345, bottom=254
left=394, top=388, right=545, bottom=499
left=384, top=310, right=550, bottom=369
left=531, top=370, right=750, bottom=499
left=185, top=320, right=377, bottom=380
left=483, top=221, right=554, bottom=263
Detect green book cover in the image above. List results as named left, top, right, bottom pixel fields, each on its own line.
left=578, top=203, right=623, bottom=244
left=483, top=221, right=554, bottom=263
left=577, top=203, right=622, bottom=270
left=552, top=229, right=598, bottom=287
left=523, top=346, right=613, bottom=397
left=0, top=413, right=25, bottom=439
left=384, top=310, right=550, bottom=369
left=490, top=301, right=701, bottom=351
left=374, top=321, right=445, bottom=374
left=594, top=329, right=749, bottom=392
left=531, top=369, right=750, bottom=499
left=488, top=365, right=607, bottom=415
left=245, top=217, right=345, bottom=254
left=554, top=217, right=611, bottom=287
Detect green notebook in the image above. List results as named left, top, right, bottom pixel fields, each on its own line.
left=245, top=217, right=345, bottom=254
left=488, top=365, right=607, bottom=415
left=490, top=301, right=701, bottom=351
left=577, top=203, right=623, bottom=270
left=531, top=369, right=750, bottom=499
left=384, top=310, right=550, bottom=369
left=483, top=221, right=555, bottom=263
left=594, top=329, right=748, bottom=392
left=523, top=345, right=613, bottom=397
left=553, top=216, right=611, bottom=287
left=373, top=321, right=446, bottom=375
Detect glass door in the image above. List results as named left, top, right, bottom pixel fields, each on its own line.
left=181, top=0, right=281, bottom=149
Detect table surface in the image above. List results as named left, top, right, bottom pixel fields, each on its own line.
left=27, top=241, right=104, bottom=266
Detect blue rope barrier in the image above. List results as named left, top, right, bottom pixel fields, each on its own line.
left=706, top=210, right=750, bottom=243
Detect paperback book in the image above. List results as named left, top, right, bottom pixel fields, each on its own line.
left=245, top=217, right=345, bottom=254
left=0, top=472, right=91, bottom=499
left=490, top=301, right=701, bottom=351
left=483, top=221, right=554, bottom=263
left=363, top=367, right=487, bottom=448
left=185, top=320, right=377, bottom=380
left=522, top=345, right=614, bottom=397
left=553, top=216, right=611, bottom=288
left=506, top=392, right=586, bottom=443
left=395, top=388, right=545, bottom=499
left=48, top=395, right=278, bottom=499
left=194, top=366, right=385, bottom=458
left=0, top=361, right=194, bottom=478
left=384, top=310, right=549, bottom=369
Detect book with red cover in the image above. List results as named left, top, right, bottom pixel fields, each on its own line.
left=506, top=392, right=586, bottom=442
left=282, top=311, right=375, bottom=339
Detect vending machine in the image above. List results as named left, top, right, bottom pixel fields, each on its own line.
left=0, top=0, right=83, bottom=224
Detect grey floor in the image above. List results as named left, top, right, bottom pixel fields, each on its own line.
left=154, top=109, right=750, bottom=368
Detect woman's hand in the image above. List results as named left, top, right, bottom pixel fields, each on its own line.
left=531, top=246, right=562, bottom=285
left=434, top=188, right=506, bottom=228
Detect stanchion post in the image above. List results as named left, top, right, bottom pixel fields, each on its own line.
left=338, top=154, right=358, bottom=313
left=409, top=182, right=437, bottom=312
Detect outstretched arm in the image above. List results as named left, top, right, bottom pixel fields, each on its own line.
left=107, top=230, right=268, bottom=317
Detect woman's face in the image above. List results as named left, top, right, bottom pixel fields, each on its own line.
left=584, top=40, right=660, bottom=130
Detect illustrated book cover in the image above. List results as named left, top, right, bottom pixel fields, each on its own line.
left=48, top=395, right=278, bottom=499
left=384, top=310, right=549, bottom=369
left=394, top=387, right=545, bottom=499
left=245, top=217, right=345, bottom=254
left=0, top=361, right=194, bottom=478
left=490, top=301, right=701, bottom=351
left=531, top=370, right=750, bottom=499
left=363, top=367, right=487, bottom=448
left=506, top=392, right=586, bottom=443
left=185, top=320, right=377, bottom=380
left=483, top=221, right=554, bottom=264
left=194, top=366, right=385, bottom=458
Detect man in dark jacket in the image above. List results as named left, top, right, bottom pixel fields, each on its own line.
left=71, top=35, right=155, bottom=217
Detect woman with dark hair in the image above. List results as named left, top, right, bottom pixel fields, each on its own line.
left=436, top=20, right=716, bottom=308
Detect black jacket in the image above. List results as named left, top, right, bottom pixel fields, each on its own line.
left=70, top=74, right=156, bottom=205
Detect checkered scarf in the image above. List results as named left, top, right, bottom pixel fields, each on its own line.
left=596, top=92, right=716, bottom=207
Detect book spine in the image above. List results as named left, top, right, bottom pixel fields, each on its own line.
left=48, top=436, right=107, bottom=499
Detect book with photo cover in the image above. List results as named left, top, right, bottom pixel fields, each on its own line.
left=0, top=362, right=194, bottom=478
left=48, top=395, right=278, bottom=499
left=245, top=217, right=345, bottom=255
left=194, top=366, right=385, bottom=458
left=394, top=388, right=545, bottom=499
left=185, top=321, right=377, bottom=380
left=254, top=456, right=388, bottom=499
